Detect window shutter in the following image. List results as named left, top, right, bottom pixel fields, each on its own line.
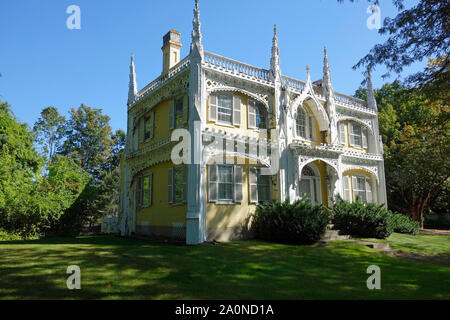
left=308, top=115, right=314, bottom=140
left=343, top=176, right=350, bottom=201
left=150, top=111, right=155, bottom=139
left=209, top=95, right=217, bottom=122
left=233, top=95, right=241, bottom=126
left=141, top=118, right=145, bottom=143
left=248, top=100, right=256, bottom=129
left=362, top=127, right=368, bottom=149
left=339, top=122, right=346, bottom=145
left=208, top=165, right=218, bottom=202
left=183, top=95, right=189, bottom=124
left=366, top=178, right=372, bottom=203
left=349, top=123, right=356, bottom=146
left=168, top=168, right=173, bottom=203
left=148, top=173, right=153, bottom=206
left=249, top=167, right=258, bottom=204
left=136, top=176, right=142, bottom=206
left=352, top=176, right=358, bottom=202
left=168, top=100, right=175, bottom=130
left=234, top=166, right=243, bottom=203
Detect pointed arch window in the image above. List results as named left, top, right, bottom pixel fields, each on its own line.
left=296, top=107, right=315, bottom=141
left=248, top=99, right=268, bottom=130
left=298, top=165, right=321, bottom=204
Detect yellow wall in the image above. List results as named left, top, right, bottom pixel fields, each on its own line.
left=137, top=94, right=188, bottom=149
left=206, top=164, right=265, bottom=241
left=136, top=161, right=187, bottom=228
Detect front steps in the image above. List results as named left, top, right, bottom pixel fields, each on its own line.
left=321, top=224, right=395, bottom=253
left=321, top=224, right=351, bottom=241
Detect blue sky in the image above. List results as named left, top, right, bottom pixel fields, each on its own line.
left=0, top=0, right=424, bottom=132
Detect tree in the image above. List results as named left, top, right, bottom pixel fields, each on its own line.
left=340, top=0, right=449, bottom=99
left=33, top=106, right=65, bottom=160
left=60, top=104, right=112, bottom=179
left=355, top=82, right=450, bottom=228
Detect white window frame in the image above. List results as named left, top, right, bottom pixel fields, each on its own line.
left=350, top=175, right=373, bottom=203
left=208, top=165, right=243, bottom=204
left=349, top=122, right=369, bottom=149
left=298, top=165, right=321, bottom=205
left=216, top=94, right=233, bottom=125
left=296, top=107, right=315, bottom=141
left=256, top=168, right=271, bottom=203
left=248, top=99, right=268, bottom=130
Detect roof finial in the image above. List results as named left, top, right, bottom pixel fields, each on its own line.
left=323, top=46, right=333, bottom=99
left=270, top=25, right=281, bottom=82
left=367, top=66, right=377, bottom=110
left=128, top=54, right=138, bottom=106
left=306, top=65, right=311, bottom=84
left=190, top=0, right=203, bottom=58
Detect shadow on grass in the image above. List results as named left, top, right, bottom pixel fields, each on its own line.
left=0, top=236, right=449, bottom=300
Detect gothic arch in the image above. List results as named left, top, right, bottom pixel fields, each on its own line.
left=337, top=117, right=374, bottom=136
left=291, top=93, right=330, bottom=132
left=342, top=166, right=379, bottom=183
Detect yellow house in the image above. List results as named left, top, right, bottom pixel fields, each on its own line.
left=118, top=1, right=387, bottom=245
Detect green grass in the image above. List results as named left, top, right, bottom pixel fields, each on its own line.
left=363, top=233, right=450, bottom=256
left=0, top=235, right=449, bottom=300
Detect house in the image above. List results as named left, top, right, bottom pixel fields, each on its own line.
left=118, top=0, right=387, bottom=245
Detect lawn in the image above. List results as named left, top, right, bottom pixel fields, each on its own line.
left=363, top=233, right=450, bottom=256
left=0, top=235, right=449, bottom=300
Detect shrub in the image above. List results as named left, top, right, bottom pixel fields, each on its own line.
left=332, top=197, right=393, bottom=239
left=389, top=213, right=420, bottom=235
left=251, top=199, right=329, bottom=244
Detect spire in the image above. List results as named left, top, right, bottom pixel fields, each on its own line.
left=367, top=67, right=377, bottom=110
left=306, top=65, right=311, bottom=84
left=128, top=54, right=137, bottom=106
left=323, top=46, right=333, bottom=99
left=190, top=0, right=204, bottom=59
left=270, top=24, right=281, bottom=82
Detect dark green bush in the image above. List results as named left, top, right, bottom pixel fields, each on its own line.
left=332, top=197, right=393, bottom=239
left=251, top=199, right=329, bottom=244
left=389, top=213, right=420, bottom=235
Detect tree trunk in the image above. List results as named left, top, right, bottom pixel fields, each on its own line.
left=412, top=206, right=424, bottom=229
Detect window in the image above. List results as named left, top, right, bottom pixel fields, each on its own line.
left=298, top=165, right=320, bottom=204
left=217, top=94, right=233, bottom=124
left=209, top=93, right=241, bottom=126
left=208, top=165, right=243, bottom=203
left=168, top=166, right=187, bottom=204
left=218, top=166, right=233, bottom=200
left=248, top=99, right=267, bottom=129
left=296, top=109, right=306, bottom=138
left=169, top=96, right=188, bottom=130
left=352, top=176, right=372, bottom=203
left=137, top=173, right=152, bottom=207
left=349, top=122, right=368, bottom=149
left=296, top=107, right=315, bottom=141
left=338, top=122, right=346, bottom=146
left=143, top=112, right=154, bottom=142
left=174, top=98, right=184, bottom=128
left=249, top=167, right=271, bottom=203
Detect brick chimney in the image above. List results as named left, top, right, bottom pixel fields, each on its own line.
left=162, top=30, right=182, bottom=74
